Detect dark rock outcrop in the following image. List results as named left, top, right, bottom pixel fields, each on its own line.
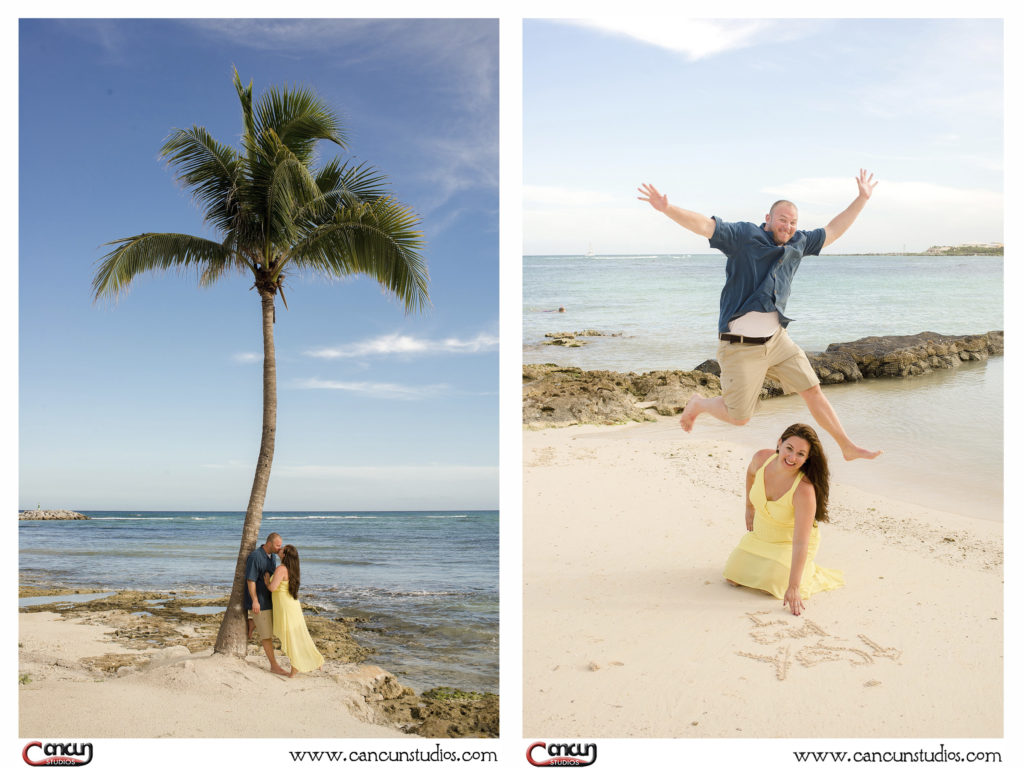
left=541, top=330, right=622, bottom=347
left=824, top=331, right=1002, bottom=378
left=523, top=365, right=656, bottom=425
left=19, top=510, right=90, bottom=520
left=523, top=331, right=1003, bottom=427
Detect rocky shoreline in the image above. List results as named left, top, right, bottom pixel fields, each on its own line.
left=524, top=330, right=1002, bottom=427
left=19, top=509, right=90, bottom=520
left=18, top=583, right=497, bottom=738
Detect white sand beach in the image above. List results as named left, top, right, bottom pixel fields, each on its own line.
left=523, top=420, right=1003, bottom=738
left=18, top=609, right=413, bottom=738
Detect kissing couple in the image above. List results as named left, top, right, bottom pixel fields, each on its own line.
left=244, top=532, right=325, bottom=676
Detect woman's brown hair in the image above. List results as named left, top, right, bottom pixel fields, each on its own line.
left=280, top=545, right=301, bottom=600
left=779, top=423, right=831, bottom=523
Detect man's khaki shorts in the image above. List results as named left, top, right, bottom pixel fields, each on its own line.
left=717, top=327, right=819, bottom=422
left=249, top=608, right=274, bottom=641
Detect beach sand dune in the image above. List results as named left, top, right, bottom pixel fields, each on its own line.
left=19, top=611, right=412, bottom=738
left=523, top=421, right=1002, bottom=738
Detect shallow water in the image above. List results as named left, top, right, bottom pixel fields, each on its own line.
left=630, top=358, right=1002, bottom=521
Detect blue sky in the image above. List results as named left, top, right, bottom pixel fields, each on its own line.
left=524, top=18, right=1003, bottom=255
left=18, top=19, right=498, bottom=511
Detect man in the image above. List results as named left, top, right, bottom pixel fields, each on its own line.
left=244, top=532, right=289, bottom=675
left=637, top=169, right=881, bottom=461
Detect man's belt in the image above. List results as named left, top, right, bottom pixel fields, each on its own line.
left=719, top=332, right=773, bottom=345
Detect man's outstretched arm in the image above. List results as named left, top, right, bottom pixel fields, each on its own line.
left=823, top=169, right=878, bottom=248
left=638, top=183, right=716, bottom=239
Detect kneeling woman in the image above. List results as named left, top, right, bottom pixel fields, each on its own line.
left=724, top=423, right=843, bottom=615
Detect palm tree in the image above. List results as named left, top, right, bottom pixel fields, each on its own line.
left=92, top=69, right=429, bottom=657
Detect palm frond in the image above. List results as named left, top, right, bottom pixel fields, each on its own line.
left=253, top=132, right=329, bottom=263
left=95, top=71, right=427, bottom=315
left=283, top=198, right=429, bottom=313
left=295, top=160, right=394, bottom=227
left=92, top=233, right=239, bottom=300
left=253, top=82, right=346, bottom=165
left=161, top=127, right=241, bottom=233
left=233, top=67, right=256, bottom=156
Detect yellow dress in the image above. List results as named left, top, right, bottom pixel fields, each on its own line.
left=723, top=453, right=844, bottom=599
left=271, top=580, right=325, bottom=673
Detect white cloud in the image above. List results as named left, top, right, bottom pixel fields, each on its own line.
left=524, top=185, right=620, bottom=209
left=292, top=378, right=449, bottom=400
left=187, top=19, right=496, bottom=110
left=413, top=132, right=498, bottom=229
left=306, top=332, right=498, bottom=360
left=568, top=18, right=798, bottom=60
left=762, top=176, right=1002, bottom=253
left=525, top=176, right=1002, bottom=255
left=232, top=352, right=262, bottom=364
left=201, top=459, right=250, bottom=470
left=765, top=176, right=1002, bottom=213
left=276, top=464, right=495, bottom=480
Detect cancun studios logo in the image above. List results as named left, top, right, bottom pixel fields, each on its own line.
left=22, top=741, right=94, bottom=767
left=526, top=741, right=597, bottom=767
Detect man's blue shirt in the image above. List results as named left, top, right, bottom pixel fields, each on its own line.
left=243, top=546, right=278, bottom=611
left=708, top=216, right=826, bottom=334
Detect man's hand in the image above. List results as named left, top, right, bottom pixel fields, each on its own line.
left=637, top=183, right=715, bottom=238
left=252, top=603, right=260, bottom=615
left=637, top=183, right=668, bottom=213
left=823, top=169, right=878, bottom=248
left=855, top=168, right=878, bottom=200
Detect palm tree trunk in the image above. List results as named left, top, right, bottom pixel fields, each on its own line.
left=214, top=289, right=278, bottom=656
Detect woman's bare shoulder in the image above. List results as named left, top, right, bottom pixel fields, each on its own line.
left=749, top=448, right=775, bottom=468
left=795, top=477, right=816, bottom=501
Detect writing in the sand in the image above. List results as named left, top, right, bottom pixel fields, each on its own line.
left=22, top=741, right=93, bottom=767
left=736, top=611, right=903, bottom=681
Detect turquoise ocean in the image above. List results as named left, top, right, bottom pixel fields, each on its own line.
left=524, top=253, right=1003, bottom=521
left=19, top=509, right=498, bottom=694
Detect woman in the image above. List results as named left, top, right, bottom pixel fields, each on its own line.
left=723, top=423, right=844, bottom=615
left=265, top=545, right=325, bottom=675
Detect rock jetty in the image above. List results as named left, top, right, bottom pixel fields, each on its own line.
left=543, top=330, right=621, bottom=347
left=822, top=330, right=1002, bottom=380
left=524, top=330, right=1002, bottom=427
left=19, top=510, right=90, bottom=520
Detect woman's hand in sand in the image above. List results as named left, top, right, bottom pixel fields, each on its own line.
left=637, top=183, right=668, bottom=212
left=783, top=586, right=805, bottom=616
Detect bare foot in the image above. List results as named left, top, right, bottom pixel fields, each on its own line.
left=842, top=444, right=883, bottom=461
left=726, top=579, right=740, bottom=587
left=679, top=395, right=702, bottom=432
left=288, top=668, right=296, bottom=678
left=270, top=665, right=290, bottom=676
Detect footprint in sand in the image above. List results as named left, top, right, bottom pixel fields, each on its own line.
left=527, top=446, right=558, bottom=467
